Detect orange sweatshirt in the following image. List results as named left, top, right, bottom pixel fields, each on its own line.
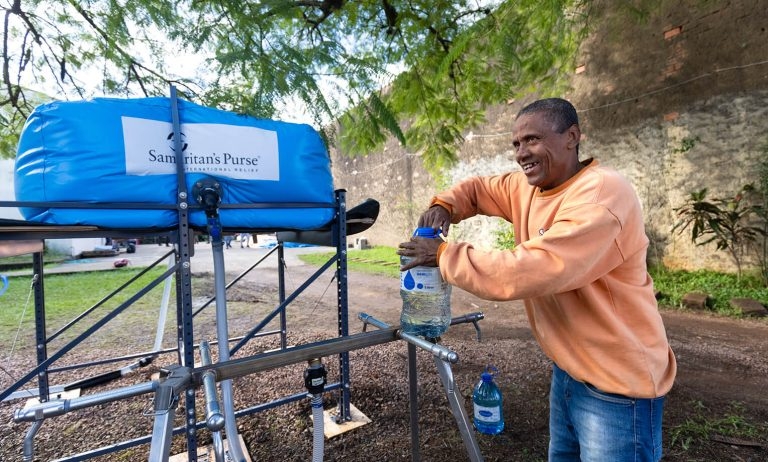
left=433, top=159, right=676, bottom=398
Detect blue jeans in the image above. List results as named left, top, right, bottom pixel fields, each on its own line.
left=549, top=363, right=665, bottom=462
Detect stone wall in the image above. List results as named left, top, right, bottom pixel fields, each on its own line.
left=331, top=0, right=768, bottom=272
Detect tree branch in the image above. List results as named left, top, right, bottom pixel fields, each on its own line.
left=67, top=0, right=172, bottom=95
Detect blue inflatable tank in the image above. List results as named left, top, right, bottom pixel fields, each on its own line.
left=14, top=97, right=335, bottom=230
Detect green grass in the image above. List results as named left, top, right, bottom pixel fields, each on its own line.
left=0, top=267, right=170, bottom=346
left=649, top=266, right=768, bottom=315
left=668, top=401, right=766, bottom=451
left=0, top=247, right=70, bottom=267
left=298, top=245, right=402, bottom=278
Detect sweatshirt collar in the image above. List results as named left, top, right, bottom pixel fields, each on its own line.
left=538, top=158, right=597, bottom=196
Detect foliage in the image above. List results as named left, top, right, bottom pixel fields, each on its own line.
left=668, top=401, right=765, bottom=452
left=672, top=186, right=767, bottom=279
left=1, top=0, right=588, bottom=166
left=649, top=265, right=768, bottom=315
left=340, top=0, right=587, bottom=171
left=752, top=142, right=768, bottom=284
left=672, top=135, right=700, bottom=154
left=493, top=222, right=516, bottom=250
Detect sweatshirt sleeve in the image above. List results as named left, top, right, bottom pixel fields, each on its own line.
left=439, top=202, right=625, bottom=301
left=432, top=174, right=521, bottom=222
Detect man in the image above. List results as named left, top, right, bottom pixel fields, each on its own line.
left=397, top=98, right=676, bottom=461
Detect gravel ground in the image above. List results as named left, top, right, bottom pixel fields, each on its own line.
left=1, top=249, right=767, bottom=461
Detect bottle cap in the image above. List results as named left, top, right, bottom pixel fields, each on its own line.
left=481, top=364, right=499, bottom=382
left=413, top=227, right=438, bottom=238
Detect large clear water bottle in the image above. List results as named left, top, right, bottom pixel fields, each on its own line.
left=473, top=366, right=505, bottom=435
left=399, top=227, right=452, bottom=338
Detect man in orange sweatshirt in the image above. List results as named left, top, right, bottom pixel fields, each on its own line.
left=398, top=98, right=676, bottom=461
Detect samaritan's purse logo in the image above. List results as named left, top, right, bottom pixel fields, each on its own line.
left=166, top=131, right=189, bottom=153
left=121, top=116, right=279, bottom=181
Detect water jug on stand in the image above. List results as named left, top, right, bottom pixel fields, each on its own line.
left=399, top=227, right=452, bottom=338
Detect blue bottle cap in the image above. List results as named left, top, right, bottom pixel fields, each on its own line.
left=413, top=227, right=439, bottom=238
left=482, top=365, right=499, bottom=382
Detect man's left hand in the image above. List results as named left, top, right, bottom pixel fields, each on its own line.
left=397, top=237, right=444, bottom=271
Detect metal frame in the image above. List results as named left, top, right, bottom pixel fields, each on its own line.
left=0, top=86, right=351, bottom=460
left=0, top=199, right=349, bottom=461
left=10, top=312, right=486, bottom=462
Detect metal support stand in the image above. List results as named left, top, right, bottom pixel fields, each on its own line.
left=407, top=343, right=420, bottom=462
left=433, top=355, right=484, bottom=462
left=148, top=365, right=191, bottom=462
left=170, top=86, right=199, bottom=460
left=32, top=253, right=48, bottom=401
left=358, top=313, right=484, bottom=462
left=200, top=341, right=226, bottom=462
left=13, top=312, right=484, bottom=461
left=334, top=190, right=352, bottom=423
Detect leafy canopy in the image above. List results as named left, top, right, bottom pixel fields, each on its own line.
left=1, top=0, right=587, bottom=166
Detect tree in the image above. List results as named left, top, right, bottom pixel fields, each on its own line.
left=1, top=0, right=587, bottom=165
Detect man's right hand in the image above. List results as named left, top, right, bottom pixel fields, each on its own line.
left=417, top=205, right=452, bottom=236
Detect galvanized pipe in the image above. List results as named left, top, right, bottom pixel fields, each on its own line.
left=14, top=381, right=158, bottom=422
left=194, top=328, right=398, bottom=385
left=357, top=313, right=458, bottom=363
left=22, top=419, right=43, bottom=462
left=199, top=342, right=226, bottom=433
left=210, top=232, right=248, bottom=462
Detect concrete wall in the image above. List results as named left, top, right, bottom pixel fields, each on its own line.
left=331, top=0, right=768, bottom=272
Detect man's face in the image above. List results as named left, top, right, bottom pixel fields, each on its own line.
left=511, top=112, right=580, bottom=190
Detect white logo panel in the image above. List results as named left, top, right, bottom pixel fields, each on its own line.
left=122, top=116, right=279, bottom=181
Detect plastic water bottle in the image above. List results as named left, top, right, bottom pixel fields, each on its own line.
left=399, top=227, right=452, bottom=338
left=473, top=366, right=504, bottom=435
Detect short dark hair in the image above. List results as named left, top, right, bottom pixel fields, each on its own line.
left=517, top=98, right=579, bottom=133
